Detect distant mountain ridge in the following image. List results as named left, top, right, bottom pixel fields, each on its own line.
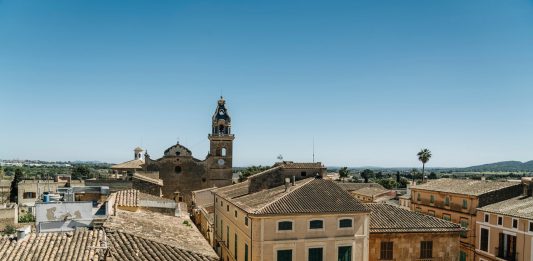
left=460, top=160, right=533, bottom=172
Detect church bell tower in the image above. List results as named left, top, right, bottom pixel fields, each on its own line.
left=208, top=97, right=234, bottom=187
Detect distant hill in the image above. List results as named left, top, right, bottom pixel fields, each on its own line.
left=460, top=161, right=533, bottom=172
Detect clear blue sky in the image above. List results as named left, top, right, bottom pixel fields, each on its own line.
left=1, top=0, right=532, bottom=167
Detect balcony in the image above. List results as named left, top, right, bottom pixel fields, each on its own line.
left=496, top=247, right=518, bottom=261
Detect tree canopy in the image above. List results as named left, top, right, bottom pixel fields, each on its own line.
left=9, top=168, right=23, bottom=203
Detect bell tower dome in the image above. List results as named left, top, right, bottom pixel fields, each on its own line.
left=208, top=96, right=234, bottom=187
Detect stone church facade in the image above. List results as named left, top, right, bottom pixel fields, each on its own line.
left=142, top=97, right=234, bottom=203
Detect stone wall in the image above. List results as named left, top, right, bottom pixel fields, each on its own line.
left=0, top=204, right=18, bottom=230
left=478, top=183, right=522, bottom=207
left=132, top=177, right=161, bottom=197
left=85, top=180, right=132, bottom=193
left=369, top=232, right=460, bottom=261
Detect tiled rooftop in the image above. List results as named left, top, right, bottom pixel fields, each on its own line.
left=217, top=178, right=369, bottom=215
left=114, top=189, right=174, bottom=208
left=478, top=196, right=533, bottom=219
left=104, top=209, right=217, bottom=259
left=107, top=230, right=217, bottom=261
left=352, top=187, right=389, bottom=197
left=412, top=178, right=520, bottom=196
left=335, top=182, right=385, bottom=192
left=367, top=203, right=463, bottom=233
left=111, top=159, right=144, bottom=170
left=0, top=229, right=105, bottom=261
left=278, top=161, right=324, bottom=169
left=132, top=173, right=163, bottom=186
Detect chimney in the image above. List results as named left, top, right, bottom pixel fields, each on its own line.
left=292, top=176, right=295, bottom=186
left=481, top=174, right=486, bottom=181
left=284, top=178, right=290, bottom=192
left=521, top=177, right=533, bottom=197
left=16, top=226, right=31, bottom=242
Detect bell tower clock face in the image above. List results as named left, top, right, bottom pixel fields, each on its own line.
left=217, top=159, right=225, bottom=166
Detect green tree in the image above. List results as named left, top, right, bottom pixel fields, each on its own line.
left=9, top=168, right=24, bottom=203
left=398, top=177, right=410, bottom=188
left=360, top=169, right=374, bottom=183
left=238, top=165, right=271, bottom=182
left=71, top=166, right=90, bottom=180
left=428, top=172, right=438, bottom=179
left=338, top=167, right=349, bottom=183
left=0, top=166, right=3, bottom=179
left=377, top=178, right=397, bottom=189
left=410, top=168, right=421, bottom=183
left=2, top=224, right=16, bottom=235
left=417, top=148, right=432, bottom=182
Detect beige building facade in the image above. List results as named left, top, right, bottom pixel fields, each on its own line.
left=411, top=179, right=522, bottom=261
left=368, top=203, right=462, bottom=261
left=474, top=178, right=533, bottom=261
left=213, top=177, right=370, bottom=261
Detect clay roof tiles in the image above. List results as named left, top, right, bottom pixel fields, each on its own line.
left=0, top=229, right=105, bottom=261
left=111, top=159, right=144, bottom=170
left=367, top=203, right=463, bottom=233
left=478, top=196, right=533, bottom=219
left=223, top=178, right=369, bottom=215
left=413, top=178, right=520, bottom=196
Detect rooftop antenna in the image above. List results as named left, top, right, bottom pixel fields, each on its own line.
left=312, top=136, right=315, bottom=163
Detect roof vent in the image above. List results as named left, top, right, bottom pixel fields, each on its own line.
left=16, top=226, right=31, bottom=242
left=285, top=178, right=290, bottom=192
left=315, top=173, right=322, bottom=179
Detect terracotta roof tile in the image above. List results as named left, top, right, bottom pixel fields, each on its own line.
left=367, top=203, right=462, bottom=233
left=0, top=229, right=105, bottom=261
left=111, top=159, right=144, bottom=170
left=478, top=196, right=533, bottom=219
left=107, top=230, right=217, bottom=261
left=413, top=178, right=520, bottom=196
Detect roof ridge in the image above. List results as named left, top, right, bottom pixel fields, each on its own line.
left=254, top=178, right=315, bottom=214
left=247, top=166, right=282, bottom=179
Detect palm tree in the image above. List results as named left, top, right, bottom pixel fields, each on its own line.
left=417, top=148, right=432, bottom=183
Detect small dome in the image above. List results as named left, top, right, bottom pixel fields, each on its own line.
left=134, top=146, right=143, bottom=152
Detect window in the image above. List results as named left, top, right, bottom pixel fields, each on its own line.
left=417, top=193, right=421, bottom=201
left=338, top=246, right=352, bottom=261
left=380, top=242, right=393, bottom=260
left=221, top=201, right=223, bottom=206
left=174, top=166, right=182, bottom=174
left=278, top=221, right=293, bottom=231
left=460, top=251, right=467, bottom=261
left=480, top=228, right=489, bottom=252
left=443, top=214, right=451, bottom=221
left=301, top=171, right=307, bottom=177
left=444, top=196, right=450, bottom=206
left=428, top=210, right=435, bottom=217
left=460, top=219, right=468, bottom=238
left=277, top=250, right=292, bottom=261
left=529, top=221, right=533, bottom=232
left=498, top=216, right=503, bottom=226
left=309, top=220, right=324, bottom=230
left=498, top=233, right=517, bottom=259
left=235, top=210, right=237, bottom=218
left=308, top=247, right=323, bottom=261
left=339, top=219, right=353, bottom=228
left=234, top=234, right=238, bottom=260
left=226, top=226, right=230, bottom=248
left=512, top=219, right=518, bottom=229
left=462, top=199, right=468, bottom=209
left=420, top=241, right=433, bottom=259
left=484, top=214, right=489, bottom=223
left=245, top=243, right=249, bottom=261
left=227, top=205, right=229, bottom=212
left=23, top=192, right=36, bottom=199
left=220, top=219, right=223, bottom=238
left=221, top=148, right=227, bottom=157
left=245, top=217, right=249, bottom=226
left=430, top=195, right=435, bottom=204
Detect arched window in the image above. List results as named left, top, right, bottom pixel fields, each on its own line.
left=309, top=220, right=324, bottom=229
left=277, top=221, right=293, bottom=231
left=174, top=166, right=182, bottom=174
left=221, top=148, right=227, bottom=157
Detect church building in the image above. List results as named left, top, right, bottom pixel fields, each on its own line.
left=141, top=97, right=234, bottom=203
